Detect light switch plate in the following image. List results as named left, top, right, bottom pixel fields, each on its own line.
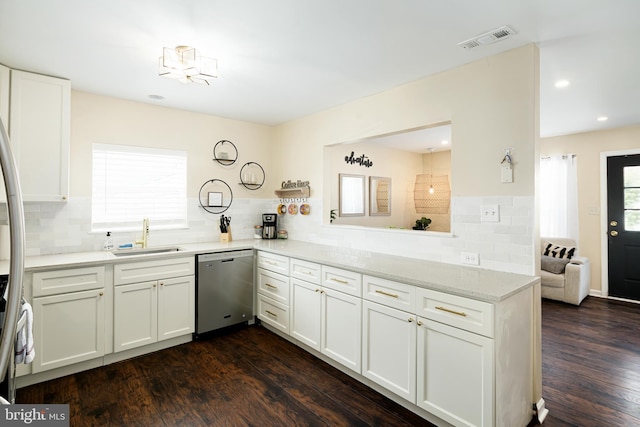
left=481, top=204, right=500, bottom=222
left=501, top=164, right=513, bottom=183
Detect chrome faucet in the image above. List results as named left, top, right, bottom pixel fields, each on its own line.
left=135, top=218, right=150, bottom=248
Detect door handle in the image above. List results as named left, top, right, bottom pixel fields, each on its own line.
left=610, top=230, right=619, bottom=237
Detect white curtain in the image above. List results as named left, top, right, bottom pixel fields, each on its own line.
left=540, top=155, right=579, bottom=241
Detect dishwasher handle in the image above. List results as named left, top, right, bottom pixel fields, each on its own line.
left=197, top=249, right=253, bottom=263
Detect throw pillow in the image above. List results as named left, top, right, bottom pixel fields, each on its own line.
left=542, top=241, right=576, bottom=259
left=541, top=255, right=570, bottom=274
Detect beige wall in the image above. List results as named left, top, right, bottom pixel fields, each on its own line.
left=274, top=44, right=538, bottom=210
left=540, top=124, right=640, bottom=294
left=327, top=141, right=423, bottom=228
left=70, top=91, right=274, bottom=199
left=271, top=44, right=538, bottom=273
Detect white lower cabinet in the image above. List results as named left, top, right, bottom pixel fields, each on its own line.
left=362, top=300, right=416, bottom=402
left=256, top=250, right=533, bottom=427
left=113, top=258, right=195, bottom=353
left=114, top=275, right=195, bottom=352
left=417, top=318, right=494, bottom=427
left=32, top=288, right=105, bottom=374
left=290, top=278, right=362, bottom=373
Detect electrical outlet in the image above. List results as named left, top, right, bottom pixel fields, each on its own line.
left=481, top=204, right=500, bottom=222
left=461, top=251, right=479, bottom=265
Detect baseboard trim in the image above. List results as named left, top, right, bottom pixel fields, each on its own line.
left=533, top=398, right=549, bottom=423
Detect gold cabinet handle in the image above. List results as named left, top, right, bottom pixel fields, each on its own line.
left=265, top=310, right=277, bottom=317
left=265, top=260, right=278, bottom=265
left=408, top=317, right=414, bottom=323
left=301, top=270, right=313, bottom=276
left=330, top=278, right=348, bottom=284
left=435, top=306, right=467, bottom=317
left=315, top=288, right=320, bottom=292
left=160, top=282, right=164, bottom=286
left=99, top=292, right=104, bottom=297
left=417, top=320, right=423, bottom=326
left=153, top=284, right=157, bottom=288
left=265, top=283, right=278, bottom=289
left=375, top=289, right=398, bottom=298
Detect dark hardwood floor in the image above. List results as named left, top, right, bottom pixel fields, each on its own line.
left=17, top=324, right=432, bottom=426
left=17, top=296, right=640, bottom=426
left=536, top=297, right=640, bottom=427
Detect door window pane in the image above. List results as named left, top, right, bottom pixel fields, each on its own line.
left=624, top=189, right=640, bottom=209
left=625, top=210, right=640, bottom=231
left=624, top=166, right=640, bottom=187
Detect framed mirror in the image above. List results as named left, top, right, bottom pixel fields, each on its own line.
left=370, top=176, right=391, bottom=216
left=339, top=174, right=365, bottom=216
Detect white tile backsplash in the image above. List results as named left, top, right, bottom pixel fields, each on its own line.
left=1, top=195, right=536, bottom=275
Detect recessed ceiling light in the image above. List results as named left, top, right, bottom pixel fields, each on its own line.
left=148, top=94, right=165, bottom=100
left=597, top=116, right=608, bottom=122
left=441, top=140, right=449, bottom=145
left=554, top=80, right=570, bottom=88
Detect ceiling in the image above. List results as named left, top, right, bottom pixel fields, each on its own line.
left=1, top=1, right=639, bottom=138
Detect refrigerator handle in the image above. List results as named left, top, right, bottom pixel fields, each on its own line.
left=0, top=116, right=26, bottom=394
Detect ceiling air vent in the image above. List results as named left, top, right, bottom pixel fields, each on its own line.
left=457, top=25, right=517, bottom=50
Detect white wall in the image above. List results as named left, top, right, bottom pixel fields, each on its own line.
left=273, top=44, right=539, bottom=275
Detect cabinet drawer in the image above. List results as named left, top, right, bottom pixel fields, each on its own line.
left=416, top=288, right=494, bottom=338
left=257, top=293, right=289, bottom=334
left=257, top=268, right=290, bottom=304
left=33, top=266, right=105, bottom=297
left=363, top=275, right=416, bottom=313
left=114, top=257, right=194, bottom=285
left=321, top=266, right=362, bottom=297
left=290, top=258, right=321, bottom=284
left=257, top=251, right=289, bottom=275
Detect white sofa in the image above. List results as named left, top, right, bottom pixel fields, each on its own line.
left=540, top=237, right=591, bottom=306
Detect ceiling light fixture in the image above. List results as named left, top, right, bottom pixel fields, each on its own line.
left=597, top=116, right=608, bottom=122
left=441, top=140, right=449, bottom=145
left=554, top=80, right=570, bottom=88
left=158, top=46, right=217, bottom=85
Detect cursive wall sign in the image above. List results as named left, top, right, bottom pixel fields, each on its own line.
left=345, top=151, right=373, bottom=168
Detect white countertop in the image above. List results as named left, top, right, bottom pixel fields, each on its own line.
left=0, top=239, right=539, bottom=303
left=254, top=240, right=539, bottom=302
left=0, top=240, right=257, bottom=273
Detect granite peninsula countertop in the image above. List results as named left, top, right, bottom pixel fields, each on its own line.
left=0, top=239, right=539, bottom=303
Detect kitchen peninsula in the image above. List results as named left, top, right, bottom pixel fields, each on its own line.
left=8, top=240, right=539, bottom=427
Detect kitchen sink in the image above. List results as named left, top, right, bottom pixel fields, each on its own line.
left=111, top=245, right=183, bottom=257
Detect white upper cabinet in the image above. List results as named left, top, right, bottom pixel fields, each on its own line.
left=9, top=69, right=70, bottom=202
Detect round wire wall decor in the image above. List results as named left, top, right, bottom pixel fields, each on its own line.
left=199, top=179, right=233, bottom=214
left=239, top=162, right=265, bottom=190
left=212, top=140, right=238, bottom=166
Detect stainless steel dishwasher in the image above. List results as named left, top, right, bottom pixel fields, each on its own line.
left=195, top=249, right=254, bottom=337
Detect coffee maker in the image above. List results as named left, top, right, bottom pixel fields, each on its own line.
left=262, top=213, right=277, bottom=239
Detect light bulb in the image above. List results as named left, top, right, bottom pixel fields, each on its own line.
left=429, top=185, right=435, bottom=194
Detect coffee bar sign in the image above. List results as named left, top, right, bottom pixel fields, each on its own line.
left=345, top=151, right=373, bottom=168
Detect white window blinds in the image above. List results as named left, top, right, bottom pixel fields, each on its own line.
left=92, top=143, right=187, bottom=232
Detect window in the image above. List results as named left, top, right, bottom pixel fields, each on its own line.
left=539, top=154, right=578, bottom=240
left=92, top=143, right=187, bottom=232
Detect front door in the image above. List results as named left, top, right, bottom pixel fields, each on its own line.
left=607, top=154, right=640, bottom=300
